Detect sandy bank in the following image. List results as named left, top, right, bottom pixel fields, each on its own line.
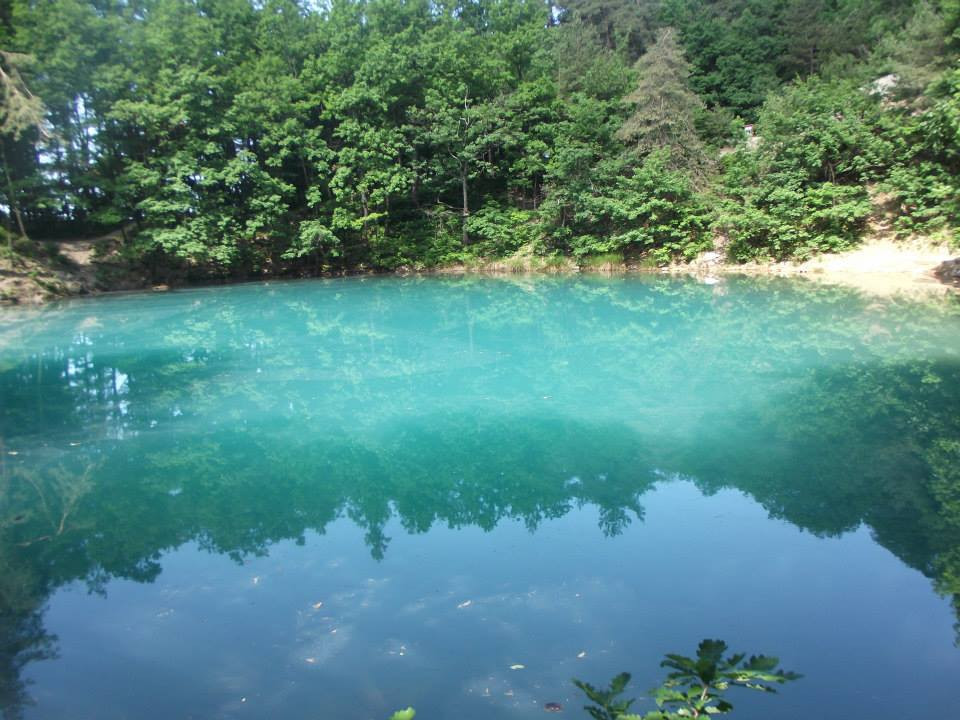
left=671, top=238, right=957, bottom=297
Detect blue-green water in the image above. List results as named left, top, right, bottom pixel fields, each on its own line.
left=1, top=275, right=960, bottom=720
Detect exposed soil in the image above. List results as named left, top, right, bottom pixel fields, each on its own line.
left=0, top=229, right=146, bottom=306
left=0, top=242, right=91, bottom=305
left=674, top=237, right=958, bottom=297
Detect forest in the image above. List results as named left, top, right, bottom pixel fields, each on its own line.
left=0, top=0, right=959, bottom=280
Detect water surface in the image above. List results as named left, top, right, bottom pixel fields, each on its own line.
left=1, top=276, right=959, bottom=720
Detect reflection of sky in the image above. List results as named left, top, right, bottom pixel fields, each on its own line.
left=26, top=481, right=960, bottom=720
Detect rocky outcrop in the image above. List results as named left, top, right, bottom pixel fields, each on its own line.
left=935, top=258, right=960, bottom=285
left=0, top=233, right=145, bottom=305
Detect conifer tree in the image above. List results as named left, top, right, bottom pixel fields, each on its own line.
left=616, top=27, right=706, bottom=172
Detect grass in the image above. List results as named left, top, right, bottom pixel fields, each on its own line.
left=579, top=252, right=625, bottom=270
left=537, top=254, right=574, bottom=273
left=505, top=256, right=527, bottom=273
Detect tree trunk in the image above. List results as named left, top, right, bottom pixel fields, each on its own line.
left=1, top=139, right=28, bottom=242
left=360, top=189, right=370, bottom=244
left=411, top=149, right=421, bottom=208
left=461, top=165, right=470, bottom=245
left=299, top=154, right=311, bottom=188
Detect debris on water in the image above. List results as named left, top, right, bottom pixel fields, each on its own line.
left=251, top=576, right=261, bottom=585
left=509, top=664, right=525, bottom=670
left=457, top=600, right=472, bottom=609
left=330, top=628, right=338, bottom=634
left=544, top=702, right=563, bottom=712
left=312, top=601, right=324, bottom=609
left=304, top=657, right=317, bottom=664
left=577, top=651, right=586, bottom=659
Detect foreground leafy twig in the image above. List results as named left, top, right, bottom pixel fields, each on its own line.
left=386, top=638, right=800, bottom=720
left=575, top=638, right=801, bottom=719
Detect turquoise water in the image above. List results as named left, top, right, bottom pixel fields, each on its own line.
left=1, top=275, right=960, bottom=720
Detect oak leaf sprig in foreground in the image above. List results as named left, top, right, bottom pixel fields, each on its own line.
left=575, top=638, right=802, bottom=720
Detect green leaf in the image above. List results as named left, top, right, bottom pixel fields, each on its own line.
left=610, top=672, right=632, bottom=695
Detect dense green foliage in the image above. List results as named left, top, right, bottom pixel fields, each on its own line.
left=0, top=0, right=958, bottom=278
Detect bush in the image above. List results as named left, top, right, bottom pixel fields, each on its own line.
left=883, top=66, right=960, bottom=242
left=464, top=204, right=541, bottom=258
left=553, top=151, right=711, bottom=265
left=717, top=76, right=888, bottom=261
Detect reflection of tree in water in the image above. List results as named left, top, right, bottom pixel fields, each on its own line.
left=1, top=277, right=960, bottom=713
left=0, top=458, right=94, bottom=718
left=0, top=606, right=56, bottom=720
left=928, top=438, right=960, bottom=644
left=0, top=414, right=656, bottom=716
left=681, top=357, right=960, bottom=645
left=0, top=516, right=56, bottom=720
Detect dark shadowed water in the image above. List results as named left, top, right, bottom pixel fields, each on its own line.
left=1, top=275, right=959, bottom=720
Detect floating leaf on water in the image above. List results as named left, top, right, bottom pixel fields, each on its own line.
left=510, top=664, right=525, bottom=670
left=457, top=600, right=472, bottom=609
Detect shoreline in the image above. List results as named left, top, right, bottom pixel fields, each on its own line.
left=430, top=237, right=959, bottom=298
left=672, top=238, right=959, bottom=298
left=2, top=238, right=957, bottom=307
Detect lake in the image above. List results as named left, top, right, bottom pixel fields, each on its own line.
left=1, top=275, right=959, bottom=720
